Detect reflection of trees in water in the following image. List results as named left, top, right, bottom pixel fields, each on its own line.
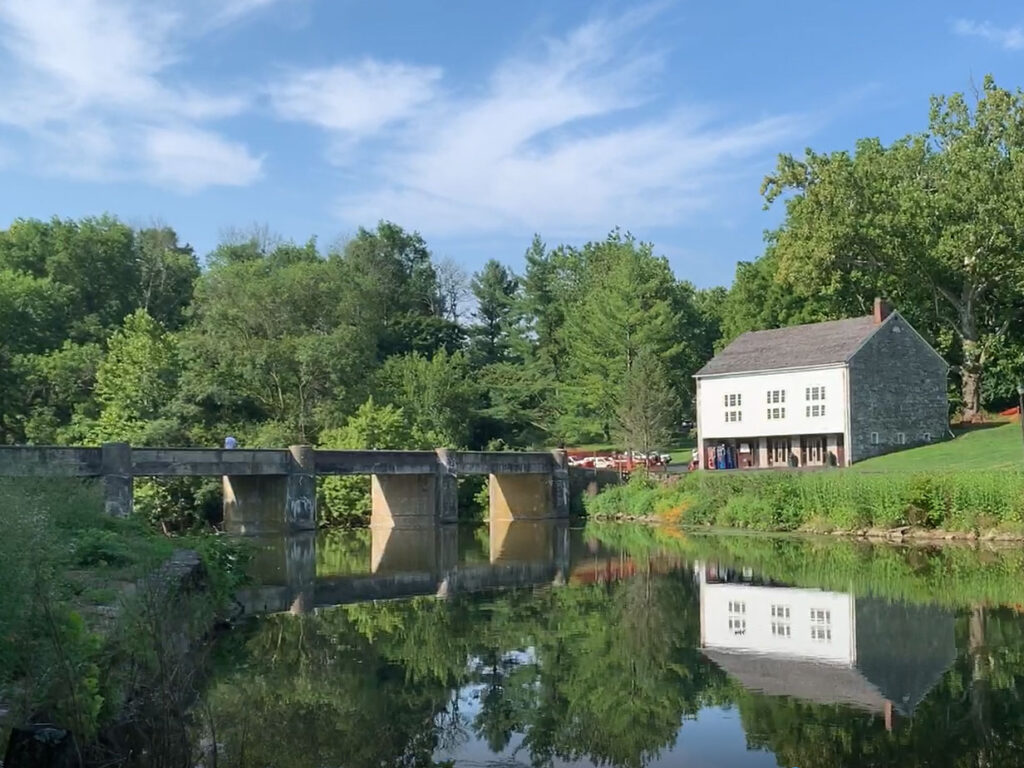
left=202, top=539, right=1024, bottom=768
left=202, top=569, right=722, bottom=768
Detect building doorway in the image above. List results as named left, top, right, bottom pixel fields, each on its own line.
left=769, top=437, right=790, bottom=467
left=804, top=436, right=825, bottom=466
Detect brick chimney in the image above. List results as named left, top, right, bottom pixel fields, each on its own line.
left=873, top=297, right=892, bottom=324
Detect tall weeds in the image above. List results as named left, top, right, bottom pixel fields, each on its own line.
left=585, top=469, right=1024, bottom=534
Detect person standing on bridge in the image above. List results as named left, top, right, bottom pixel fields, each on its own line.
left=224, top=436, right=238, bottom=450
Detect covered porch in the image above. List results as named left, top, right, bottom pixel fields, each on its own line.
left=701, top=434, right=845, bottom=470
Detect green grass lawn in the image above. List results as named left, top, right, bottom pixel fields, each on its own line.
left=854, top=421, right=1024, bottom=472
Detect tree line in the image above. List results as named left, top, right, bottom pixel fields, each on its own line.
left=4, top=77, right=1024, bottom=469
left=0, top=219, right=719, bottom=457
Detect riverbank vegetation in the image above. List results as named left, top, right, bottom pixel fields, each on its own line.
left=585, top=523, right=1024, bottom=609
left=0, top=478, right=248, bottom=760
left=6, top=78, right=1024, bottom=527
left=586, top=468, right=1024, bottom=536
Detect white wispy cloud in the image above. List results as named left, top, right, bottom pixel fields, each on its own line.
left=206, top=0, right=299, bottom=31
left=270, top=61, right=443, bottom=134
left=0, top=0, right=263, bottom=190
left=271, top=7, right=803, bottom=237
left=952, top=18, right=1024, bottom=50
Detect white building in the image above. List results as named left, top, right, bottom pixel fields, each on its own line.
left=694, top=299, right=948, bottom=469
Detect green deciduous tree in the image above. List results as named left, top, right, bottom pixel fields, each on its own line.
left=334, top=221, right=462, bottom=359
left=376, top=350, right=480, bottom=448
left=182, top=240, right=375, bottom=444
left=763, top=76, right=1024, bottom=420
left=83, top=309, right=180, bottom=446
left=318, top=398, right=413, bottom=526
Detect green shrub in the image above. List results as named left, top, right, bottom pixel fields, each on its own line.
left=584, top=467, right=1024, bottom=534
left=72, top=529, right=135, bottom=567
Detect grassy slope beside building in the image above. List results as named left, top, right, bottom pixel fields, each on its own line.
left=586, top=423, right=1024, bottom=536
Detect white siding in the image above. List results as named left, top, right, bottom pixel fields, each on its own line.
left=697, top=366, right=847, bottom=439
left=701, top=583, right=855, bottom=664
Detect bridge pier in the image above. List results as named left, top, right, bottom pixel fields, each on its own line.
left=371, top=474, right=438, bottom=528
left=434, top=448, right=459, bottom=523
left=551, top=449, right=570, bottom=519
left=102, top=442, right=133, bottom=518
left=489, top=473, right=552, bottom=520
left=285, top=444, right=316, bottom=529
left=370, top=448, right=459, bottom=528
left=223, top=444, right=317, bottom=533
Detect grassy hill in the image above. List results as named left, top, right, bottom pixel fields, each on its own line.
left=854, top=421, right=1023, bottom=472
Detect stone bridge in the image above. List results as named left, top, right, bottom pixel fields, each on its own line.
left=0, top=443, right=570, bottom=528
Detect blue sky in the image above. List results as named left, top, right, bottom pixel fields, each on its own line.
left=1, top=0, right=1023, bottom=288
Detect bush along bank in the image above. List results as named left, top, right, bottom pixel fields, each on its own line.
left=584, top=470, right=1024, bottom=538
left=0, top=478, right=248, bottom=767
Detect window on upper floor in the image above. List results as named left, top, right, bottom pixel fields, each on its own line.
left=805, top=404, right=826, bottom=418
left=810, top=608, right=832, bottom=642
left=767, top=407, right=786, bottom=420
left=723, top=393, right=742, bottom=408
left=766, top=389, right=786, bottom=404
left=724, top=410, right=742, bottom=423
left=805, top=386, right=826, bottom=401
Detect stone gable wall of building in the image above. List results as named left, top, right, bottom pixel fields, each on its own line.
left=847, top=314, right=949, bottom=463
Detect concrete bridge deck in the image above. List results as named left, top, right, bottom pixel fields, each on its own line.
left=0, top=443, right=570, bottom=527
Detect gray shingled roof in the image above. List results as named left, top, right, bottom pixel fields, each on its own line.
left=696, top=315, right=880, bottom=377
left=702, top=649, right=891, bottom=714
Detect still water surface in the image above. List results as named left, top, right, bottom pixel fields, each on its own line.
left=200, top=523, right=1024, bottom=767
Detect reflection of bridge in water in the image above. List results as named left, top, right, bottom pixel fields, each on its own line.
left=236, top=520, right=579, bottom=615
left=235, top=520, right=684, bottom=615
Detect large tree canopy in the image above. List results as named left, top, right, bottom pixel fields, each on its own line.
left=762, top=76, right=1024, bottom=419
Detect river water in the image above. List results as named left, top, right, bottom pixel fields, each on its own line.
left=196, top=522, right=1024, bottom=767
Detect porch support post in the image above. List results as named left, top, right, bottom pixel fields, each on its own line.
left=792, top=437, right=803, bottom=467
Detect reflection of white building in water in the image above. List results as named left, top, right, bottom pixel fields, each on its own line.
left=697, top=564, right=956, bottom=722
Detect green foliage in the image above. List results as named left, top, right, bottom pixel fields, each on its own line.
left=376, top=350, right=479, bottom=448
left=82, top=309, right=181, bottom=445
left=183, top=243, right=376, bottom=444
left=615, top=349, right=678, bottom=456
left=0, top=478, right=175, bottom=742
left=586, top=468, right=1024, bottom=534
left=469, top=259, right=519, bottom=367
left=762, top=76, right=1024, bottom=419
left=317, top=398, right=412, bottom=526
